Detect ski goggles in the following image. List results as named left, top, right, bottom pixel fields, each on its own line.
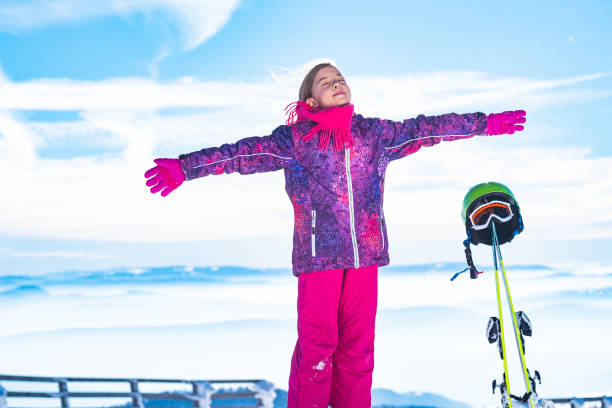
left=469, top=200, right=514, bottom=230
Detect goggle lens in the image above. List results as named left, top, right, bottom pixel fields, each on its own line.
left=469, top=201, right=513, bottom=230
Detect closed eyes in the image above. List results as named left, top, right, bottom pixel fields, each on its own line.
left=321, top=78, right=345, bottom=87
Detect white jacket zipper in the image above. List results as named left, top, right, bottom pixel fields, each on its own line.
left=311, top=210, right=316, bottom=257
left=345, top=146, right=360, bottom=268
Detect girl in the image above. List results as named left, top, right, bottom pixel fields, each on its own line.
left=144, top=63, right=526, bottom=408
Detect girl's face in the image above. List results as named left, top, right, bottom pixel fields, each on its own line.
left=306, top=66, right=351, bottom=110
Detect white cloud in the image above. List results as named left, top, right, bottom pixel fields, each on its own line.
left=0, top=77, right=292, bottom=111
left=11, top=250, right=114, bottom=259
left=1, top=70, right=608, bottom=113
left=1, top=269, right=611, bottom=406
left=383, top=142, right=612, bottom=242
left=0, top=61, right=611, bottom=244
left=0, top=0, right=241, bottom=51
left=0, top=110, right=37, bottom=165
left=27, top=121, right=126, bottom=153
left=352, top=72, right=612, bottom=119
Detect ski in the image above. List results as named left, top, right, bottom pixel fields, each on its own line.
left=492, top=222, right=533, bottom=408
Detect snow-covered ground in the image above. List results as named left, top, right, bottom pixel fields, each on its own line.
left=1, top=263, right=611, bottom=407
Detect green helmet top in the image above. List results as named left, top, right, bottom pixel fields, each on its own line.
left=461, top=181, right=520, bottom=223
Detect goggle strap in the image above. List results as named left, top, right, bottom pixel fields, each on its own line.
left=464, top=245, right=481, bottom=279
left=450, top=236, right=482, bottom=280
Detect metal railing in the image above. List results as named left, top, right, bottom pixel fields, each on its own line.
left=0, top=374, right=275, bottom=408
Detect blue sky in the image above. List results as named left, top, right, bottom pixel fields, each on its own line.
left=1, top=0, right=612, bottom=276
left=3, top=1, right=611, bottom=80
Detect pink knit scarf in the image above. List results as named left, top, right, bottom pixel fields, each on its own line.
left=285, top=101, right=354, bottom=152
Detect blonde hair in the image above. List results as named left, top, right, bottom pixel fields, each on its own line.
left=298, top=62, right=335, bottom=102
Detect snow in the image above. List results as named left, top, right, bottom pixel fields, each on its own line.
left=188, top=381, right=214, bottom=408
left=249, top=380, right=276, bottom=408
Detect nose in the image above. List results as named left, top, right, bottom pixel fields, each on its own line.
left=332, top=79, right=341, bottom=88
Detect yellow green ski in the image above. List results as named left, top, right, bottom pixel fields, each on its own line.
left=492, top=222, right=535, bottom=408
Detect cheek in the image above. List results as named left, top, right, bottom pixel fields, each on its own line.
left=314, top=87, right=327, bottom=99
left=318, top=88, right=334, bottom=101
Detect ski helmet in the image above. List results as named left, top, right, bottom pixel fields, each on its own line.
left=462, top=182, right=523, bottom=246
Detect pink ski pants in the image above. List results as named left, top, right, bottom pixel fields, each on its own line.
left=287, top=263, right=378, bottom=408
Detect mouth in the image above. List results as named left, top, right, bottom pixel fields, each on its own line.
left=333, top=91, right=345, bottom=96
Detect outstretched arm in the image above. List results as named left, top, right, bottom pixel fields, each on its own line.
left=379, top=110, right=525, bottom=161
left=145, top=125, right=295, bottom=197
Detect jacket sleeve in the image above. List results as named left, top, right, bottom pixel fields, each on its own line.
left=178, top=125, right=295, bottom=180
left=378, top=112, right=488, bottom=161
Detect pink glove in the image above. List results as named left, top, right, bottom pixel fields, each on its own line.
left=485, top=110, right=526, bottom=135
left=144, top=158, right=186, bottom=197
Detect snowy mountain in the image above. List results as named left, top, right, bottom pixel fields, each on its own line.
left=267, top=387, right=471, bottom=408
left=0, top=262, right=556, bottom=288
left=106, top=387, right=466, bottom=408
left=371, top=388, right=471, bottom=408
left=0, top=265, right=287, bottom=287
left=0, top=284, right=49, bottom=298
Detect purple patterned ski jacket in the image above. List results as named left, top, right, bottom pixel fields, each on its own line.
left=178, top=112, right=488, bottom=276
